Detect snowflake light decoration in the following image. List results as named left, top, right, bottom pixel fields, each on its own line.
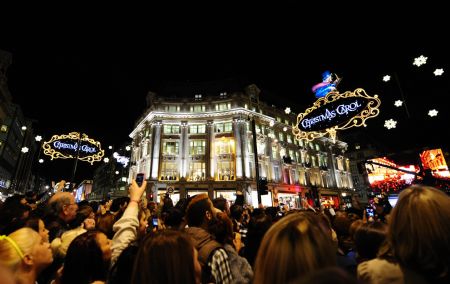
left=394, top=100, right=403, bottom=107
left=384, top=119, right=397, bottom=129
left=383, top=75, right=391, bottom=82
left=428, top=109, right=438, bottom=117
left=269, top=121, right=275, bottom=127
left=283, top=127, right=288, bottom=132
left=434, top=68, right=444, bottom=76
left=284, top=107, right=291, bottom=114
left=413, top=55, right=428, bottom=67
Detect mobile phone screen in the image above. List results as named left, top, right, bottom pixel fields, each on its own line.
left=366, top=208, right=374, bottom=217
left=136, top=173, right=144, bottom=186
left=152, top=218, right=158, bottom=227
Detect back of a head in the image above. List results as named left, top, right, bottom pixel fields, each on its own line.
left=212, top=197, right=227, bottom=213
left=62, top=230, right=108, bottom=284
left=131, top=230, right=197, bottom=284
left=230, top=204, right=243, bottom=221
left=389, top=185, right=450, bottom=282
left=209, top=212, right=234, bottom=245
left=293, top=267, right=357, bottom=284
left=185, top=194, right=212, bottom=227
left=253, top=212, right=336, bottom=284
left=354, top=222, right=387, bottom=261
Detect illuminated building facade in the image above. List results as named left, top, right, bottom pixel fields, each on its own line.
left=128, top=83, right=355, bottom=208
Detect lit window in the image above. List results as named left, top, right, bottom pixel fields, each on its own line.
left=219, top=92, right=227, bottom=98
left=162, top=140, right=179, bottom=155
left=163, top=125, right=180, bottom=134
left=189, top=162, right=205, bottom=181
left=190, top=105, right=206, bottom=112
left=164, top=105, right=180, bottom=112
left=0, top=125, right=7, bottom=132
left=194, top=94, right=202, bottom=101
left=287, top=135, right=292, bottom=143
left=189, top=124, right=206, bottom=134
left=215, top=122, right=232, bottom=133
left=216, top=103, right=231, bottom=111
left=189, top=140, right=206, bottom=155
left=160, top=162, right=179, bottom=181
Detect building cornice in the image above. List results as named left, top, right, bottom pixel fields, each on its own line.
left=129, top=108, right=275, bottom=138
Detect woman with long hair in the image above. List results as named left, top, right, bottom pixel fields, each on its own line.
left=389, top=185, right=450, bottom=284
left=0, top=227, right=53, bottom=284
left=253, top=211, right=336, bottom=284
left=60, top=230, right=111, bottom=284
left=131, top=230, right=201, bottom=284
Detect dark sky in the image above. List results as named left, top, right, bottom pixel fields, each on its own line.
left=1, top=5, right=449, bottom=182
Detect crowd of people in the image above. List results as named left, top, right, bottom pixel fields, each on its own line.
left=0, top=181, right=449, bottom=284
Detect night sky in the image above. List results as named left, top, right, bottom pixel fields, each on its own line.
left=2, top=5, right=449, bottom=182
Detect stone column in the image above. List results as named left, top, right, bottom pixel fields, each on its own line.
left=233, top=117, right=244, bottom=179
left=205, top=120, right=214, bottom=180
left=180, top=121, right=188, bottom=179
left=150, top=121, right=162, bottom=180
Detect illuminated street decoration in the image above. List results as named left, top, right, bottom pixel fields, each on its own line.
left=383, top=75, right=391, bottom=82
left=42, top=132, right=104, bottom=164
left=428, top=109, right=438, bottom=117
left=384, top=119, right=397, bottom=129
left=413, top=55, right=428, bottom=67
left=293, top=88, right=381, bottom=142
left=311, top=70, right=341, bottom=98
left=394, top=100, right=403, bottom=107
left=434, top=68, right=444, bottom=76
left=113, top=152, right=130, bottom=167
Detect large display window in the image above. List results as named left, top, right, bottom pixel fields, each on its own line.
left=157, top=190, right=180, bottom=206
left=215, top=190, right=236, bottom=204
left=277, top=192, right=301, bottom=209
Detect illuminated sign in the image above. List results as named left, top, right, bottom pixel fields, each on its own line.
left=420, top=149, right=449, bottom=177
left=293, top=88, right=381, bottom=142
left=42, top=132, right=104, bottom=164
left=113, top=152, right=129, bottom=167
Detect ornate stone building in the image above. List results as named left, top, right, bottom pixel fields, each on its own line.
left=128, top=83, right=354, bottom=208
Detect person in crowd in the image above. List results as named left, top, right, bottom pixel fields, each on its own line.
left=0, top=264, right=15, bottom=284
left=333, top=214, right=357, bottom=275
left=60, top=230, right=111, bottom=284
left=253, top=211, right=336, bottom=284
left=110, top=179, right=147, bottom=266
left=110, top=197, right=130, bottom=222
left=108, top=245, right=139, bottom=284
left=243, top=211, right=272, bottom=267
left=354, top=222, right=387, bottom=264
left=213, top=196, right=230, bottom=216
left=0, top=227, right=53, bottom=284
left=131, top=230, right=201, bottom=284
left=185, top=193, right=233, bottom=284
left=294, top=267, right=358, bottom=284
left=210, top=212, right=253, bottom=283
left=229, top=204, right=248, bottom=248
left=45, top=192, right=78, bottom=242
left=0, top=195, right=31, bottom=235
left=24, top=215, right=50, bottom=242
left=389, top=185, right=450, bottom=284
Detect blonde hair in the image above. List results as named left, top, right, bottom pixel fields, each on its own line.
left=253, top=211, right=336, bottom=284
left=0, top=228, right=40, bottom=269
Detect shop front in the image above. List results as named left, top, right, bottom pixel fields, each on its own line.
left=277, top=192, right=301, bottom=209
left=215, top=188, right=237, bottom=204
left=157, top=188, right=180, bottom=205
left=250, top=190, right=273, bottom=208
left=320, top=191, right=340, bottom=209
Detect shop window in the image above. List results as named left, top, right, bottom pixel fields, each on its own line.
left=278, top=132, right=284, bottom=141
left=215, top=138, right=234, bottom=154
left=190, top=140, right=206, bottom=155
left=159, top=162, right=179, bottom=181
left=217, top=161, right=235, bottom=181
left=189, top=162, right=205, bottom=181
left=287, top=135, right=292, bottom=143
left=272, top=146, right=278, bottom=159
left=273, top=165, right=280, bottom=182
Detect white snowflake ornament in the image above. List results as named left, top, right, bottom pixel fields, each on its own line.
left=384, top=119, right=397, bottom=129
left=394, top=100, right=403, bottom=107
left=383, top=75, right=391, bottom=82
left=413, top=55, right=428, bottom=67
left=428, top=109, right=438, bottom=117
left=434, top=69, right=444, bottom=76
left=284, top=107, right=291, bottom=114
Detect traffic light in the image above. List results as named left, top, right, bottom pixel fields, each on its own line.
left=258, top=178, right=268, bottom=195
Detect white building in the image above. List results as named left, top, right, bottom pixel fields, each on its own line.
left=129, top=84, right=354, bottom=209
